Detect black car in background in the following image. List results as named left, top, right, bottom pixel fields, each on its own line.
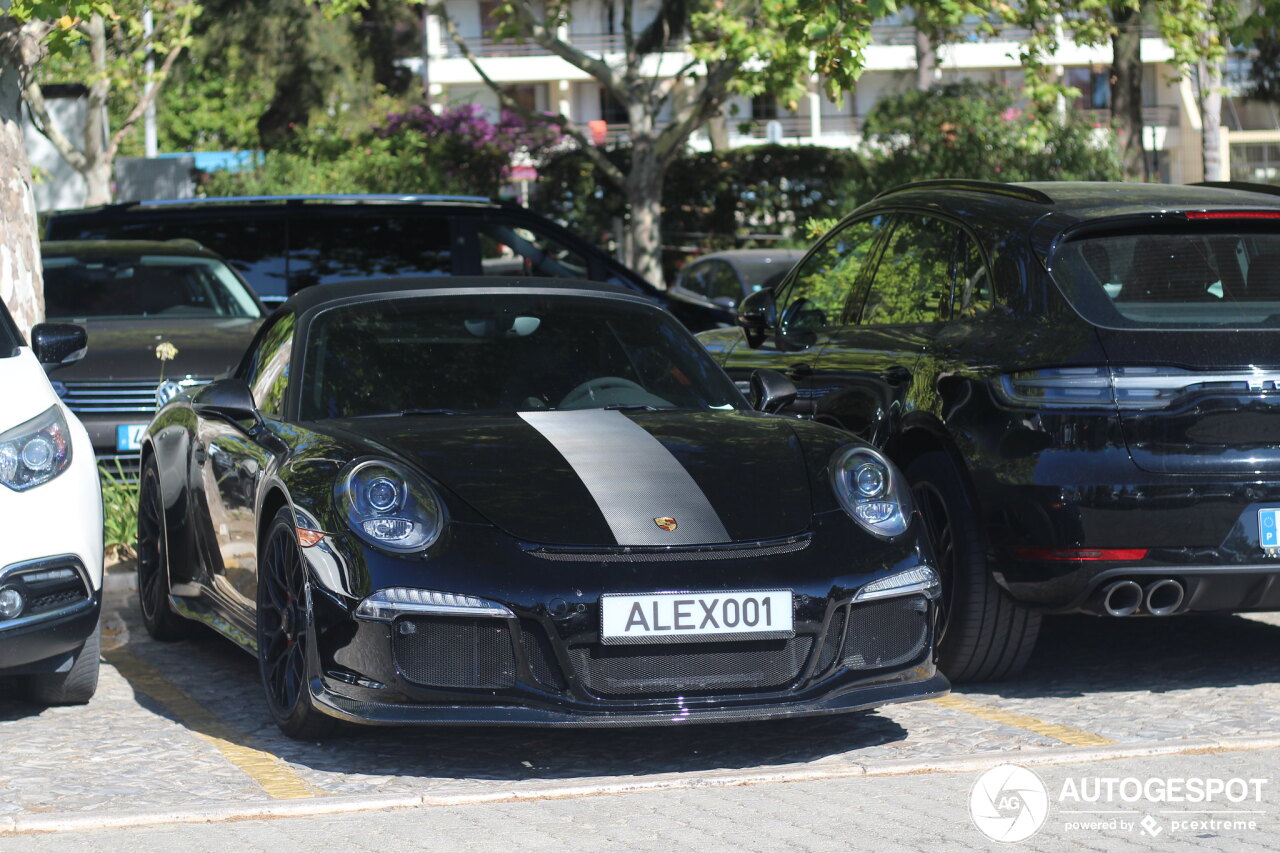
left=43, top=194, right=724, bottom=331
left=137, top=276, right=946, bottom=737
left=698, top=179, right=1280, bottom=682
left=42, top=240, right=265, bottom=476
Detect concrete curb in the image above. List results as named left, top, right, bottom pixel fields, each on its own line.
left=5, top=733, right=1279, bottom=835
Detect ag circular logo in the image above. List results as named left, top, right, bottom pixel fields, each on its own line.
left=969, top=764, right=1049, bottom=843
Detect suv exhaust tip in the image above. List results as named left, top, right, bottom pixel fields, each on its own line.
left=1144, top=579, right=1185, bottom=616
left=1100, top=580, right=1143, bottom=617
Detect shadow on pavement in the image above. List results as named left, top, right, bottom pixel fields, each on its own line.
left=975, top=613, right=1280, bottom=699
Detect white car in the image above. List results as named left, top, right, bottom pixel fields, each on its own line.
left=0, top=305, right=103, bottom=704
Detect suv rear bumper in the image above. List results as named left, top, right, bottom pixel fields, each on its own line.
left=979, top=457, right=1280, bottom=613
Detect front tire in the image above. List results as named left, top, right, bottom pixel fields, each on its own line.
left=907, top=450, right=1041, bottom=682
left=257, top=507, right=338, bottom=740
left=137, top=457, right=198, bottom=640
left=27, top=623, right=100, bottom=705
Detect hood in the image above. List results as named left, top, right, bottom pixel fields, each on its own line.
left=53, top=317, right=261, bottom=382
left=327, top=409, right=813, bottom=547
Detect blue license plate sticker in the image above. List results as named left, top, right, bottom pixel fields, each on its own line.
left=116, top=424, right=147, bottom=452
left=1259, top=508, right=1280, bottom=557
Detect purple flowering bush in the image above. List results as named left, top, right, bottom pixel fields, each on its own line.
left=203, top=103, right=563, bottom=198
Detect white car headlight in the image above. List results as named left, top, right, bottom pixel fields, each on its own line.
left=336, top=459, right=446, bottom=553
left=829, top=445, right=912, bottom=539
left=0, top=405, right=73, bottom=492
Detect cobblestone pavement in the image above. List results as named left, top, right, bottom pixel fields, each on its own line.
left=2, top=569, right=1279, bottom=833
left=2, top=747, right=1275, bottom=851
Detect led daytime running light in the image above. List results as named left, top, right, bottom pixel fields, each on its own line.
left=854, top=566, right=941, bottom=602
left=354, top=587, right=513, bottom=622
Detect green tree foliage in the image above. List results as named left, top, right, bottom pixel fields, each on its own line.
left=23, top=0, right=200, bottom=203
left=202, top=104, right=559, bottom=198
left=534, top=144, right=871, bottom=278
left=860, top=81, right=1123, bottom=187
left=157, top=0, right=409, bottom=152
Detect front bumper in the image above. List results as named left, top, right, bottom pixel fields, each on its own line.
left=0, top=556, right=101, bottom=674
left=302, top=512, right=946, bottom=726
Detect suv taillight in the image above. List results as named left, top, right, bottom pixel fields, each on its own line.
left=993, top=366, right=1271, bottom=411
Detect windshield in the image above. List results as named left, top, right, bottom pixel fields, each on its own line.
left=1049, top=226, right=1280, bottom=329
left=299, top=294, right=746, bottom=420
left=43, top=254, right=263, bottom=321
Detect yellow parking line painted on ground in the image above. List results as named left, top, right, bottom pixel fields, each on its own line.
left=931, top=694, right=1115, bottom=747
left=103, top=648, right=324, bottom=800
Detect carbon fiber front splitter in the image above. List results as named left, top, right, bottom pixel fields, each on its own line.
left=308, top=672, right=951, bottom=728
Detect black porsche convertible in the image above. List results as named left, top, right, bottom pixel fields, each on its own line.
left=137, top=277, right=947, bottom=737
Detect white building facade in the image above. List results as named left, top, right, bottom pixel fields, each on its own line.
left=405, top=4, right=1280, bottom=185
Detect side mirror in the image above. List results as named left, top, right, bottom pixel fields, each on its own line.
left=736, top=289, right=777, bottom=349
left=31, top=323, right=87, bottom=371
left=749, top=369, right=797, bottom=414
left=192, top=378, right=259, bottom=426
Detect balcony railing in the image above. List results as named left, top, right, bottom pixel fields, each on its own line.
left=1079, top=106, right=1180, bottom=128
left=440, top=32, right=629, bottom=58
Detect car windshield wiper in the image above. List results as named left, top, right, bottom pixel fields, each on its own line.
left=600, top=404, right=679, bottom=412
left=350, top=408, right=464, bottom=418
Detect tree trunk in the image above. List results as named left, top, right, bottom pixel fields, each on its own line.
left=1111, top=4, right=1147, bottom=180
left=1200, top=57, right=1224, bottom=182
left=625, top=123, right=667, bottom=289
left=0, top=31, right=45, bottom=340
left=914, top=27, right=935, bottom=91
left=82, top=13, right=112, bottom=206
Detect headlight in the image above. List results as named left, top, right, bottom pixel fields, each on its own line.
left=829, top=445, right=912, bottom=539
left=0, top=405, right=73, bottom=492
left=336, top=459, right=446, bottom=553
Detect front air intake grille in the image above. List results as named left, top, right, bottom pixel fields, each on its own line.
left=569, top=637, right=813, bottom=697
left=520, top=626, right=567, bottom=691
left=815, top=609, right=847, bottom=674
left=56, top=380, right=162, bottom=414
left=98, top=453, right=143, bottom=481
left=841, top=595, right=930, bottom=671
left=392, top=616, right=516, bottom=689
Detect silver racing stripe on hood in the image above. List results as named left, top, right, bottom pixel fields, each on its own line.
left=518, top=409, right=731, bottom=546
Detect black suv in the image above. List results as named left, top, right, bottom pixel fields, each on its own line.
left=44, top=194, right=721, bottom=331
left=698, top=180, right=1280, bottom=681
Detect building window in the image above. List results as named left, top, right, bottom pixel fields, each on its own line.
left=752, top=95, right=779, bottom=121
left=1067, top=66, right=1111, bottom=111
left=504, top=84, right=546, bottom=114
left=601, top=89, right=627, bottom=124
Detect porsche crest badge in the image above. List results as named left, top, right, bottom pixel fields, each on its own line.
left=654, top=517, right=678, bottom=532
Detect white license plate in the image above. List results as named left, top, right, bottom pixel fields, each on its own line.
left=600, top=589, right=794, bottom=645
left=1260, top=508, right=1280, bottom=556
left=116, top=423, right=147, bottom=452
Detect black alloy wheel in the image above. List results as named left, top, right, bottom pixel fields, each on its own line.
left=906, top=450, right=1041, bottom=683
left=256, top=507, right=338, bottom=739
left=136, top=457, right=197, bottom=640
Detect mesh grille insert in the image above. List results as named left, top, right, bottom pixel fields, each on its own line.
left=520, top=625, right=567, bottom=691
left=816, top=608, right=847, bottom=674
left=841, top=595, right=929, bottom=671
left=570, top=636, right=813, bottom=697
left=392, top=616, right=516, bottom=689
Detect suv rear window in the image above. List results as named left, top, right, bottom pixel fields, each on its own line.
left=1050, top=227, right=1280, bottom=329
